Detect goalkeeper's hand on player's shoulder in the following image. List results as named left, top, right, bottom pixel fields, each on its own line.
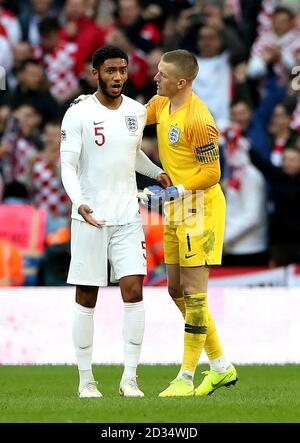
left=69, top=94, right=91, bottom=107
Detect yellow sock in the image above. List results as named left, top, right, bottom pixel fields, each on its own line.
left=181, top=292, right=208, bottom=372
left=172, top=297, right=186, bottom=319
left=204, top=309, right=224, bottom=360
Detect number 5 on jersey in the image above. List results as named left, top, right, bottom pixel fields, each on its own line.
left=94, top=127, right=105, bottom=147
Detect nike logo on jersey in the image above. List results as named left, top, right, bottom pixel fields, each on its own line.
left=185, top=254, right=196, bottom=259
left=94, top=121, right=104, bottom=125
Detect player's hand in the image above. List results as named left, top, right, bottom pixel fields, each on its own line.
left=156, top=172, right=173, bottom=188
left=137, top=184, right=185, bottom=208
left=78, top=204, right=106, bottom=228
left=69, top=94, right=91, bottom=107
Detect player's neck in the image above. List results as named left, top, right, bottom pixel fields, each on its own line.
left=169, top=88, right=192, bottom=115
left=95, top=90, right=123, bottom=110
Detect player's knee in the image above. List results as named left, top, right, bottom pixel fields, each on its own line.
left=76, top=296, right=96, bottom=308
left=76, top=286, right=97, bottom=308
left=181, top=284, right=200, bottom=295
left=122, top=286, right=143, bottom=303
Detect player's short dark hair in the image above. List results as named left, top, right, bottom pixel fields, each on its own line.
left=161, top=49, right=199, bottom=82
left=92, top=45, right=129, bottom=70
left=38, top=17, right=60, bottom=36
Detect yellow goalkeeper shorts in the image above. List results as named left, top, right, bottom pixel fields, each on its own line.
left=163, top=185, right=226, bottom=267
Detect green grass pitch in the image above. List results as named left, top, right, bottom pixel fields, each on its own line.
left=0, top=364, right=299, bottom=423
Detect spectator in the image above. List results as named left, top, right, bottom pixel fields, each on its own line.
left=7, top=42, right=33, bottom=90
left=250, top=145, right=300, bottom=266
left=106, top=28, right=148, bottom=93
left=27, top=120, right=71, bottom=285
left=225, top=0, right=262, bottom=51
left=268, top=99, right=298, bottom=165
left=230, top=72, right=286, bottom=160
left=0, top=104, right=41, bottom=185
left=28, top=120, right=70, bottom=225
left=0, top=2, right=21, bottom=45
left=7, top=59, right=62, bottom=125
left=115, top=0, right=163, bottom=53
left=33, top=17, right=81, bottom=105
left=60, top=0, right=105, bottom=68
left=221, top=126, right=269, bottom=266
left=19, top=0, right=57, bottom=45
left=94, top=0, right=116, bottom=31
left=0, top=32, right=13, bottom=72
left=193, top=24, right=238, bottom=127
left=248, top=6, right=300, bottom=83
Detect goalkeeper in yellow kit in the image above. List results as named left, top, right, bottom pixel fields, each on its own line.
left=139, top=49, right=238, bottom=397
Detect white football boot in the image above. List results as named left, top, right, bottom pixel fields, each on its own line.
left=78, top=381, right=103, bottom=398
left=119, top=377, right=144, bottom=397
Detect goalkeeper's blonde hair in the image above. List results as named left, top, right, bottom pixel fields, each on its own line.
left=162, top=50, right=199, bottom=83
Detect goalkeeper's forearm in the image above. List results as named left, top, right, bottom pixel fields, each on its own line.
left=183, top=160, right=221, bottom=191
left=60, top=150, right=87, bottom=211
left=135, top=149, right=164, bottom=179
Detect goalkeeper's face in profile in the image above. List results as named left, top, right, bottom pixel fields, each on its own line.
left=93, top=58, right=128, bottom=99
left=154, top=61, right=184, bottom=98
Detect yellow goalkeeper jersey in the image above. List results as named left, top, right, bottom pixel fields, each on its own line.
left=146, top=93, right=223, bottom=222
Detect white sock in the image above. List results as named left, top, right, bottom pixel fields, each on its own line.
left=209, top=355, right=231, bottom=373
left=122, top=301, right=145, bottom=381
left=177, top=369, right=194, bottom=384
left=72, top=302, right=95, bottom=389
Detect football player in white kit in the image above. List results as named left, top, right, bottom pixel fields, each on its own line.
left=60, top=45, right=171, bottom=398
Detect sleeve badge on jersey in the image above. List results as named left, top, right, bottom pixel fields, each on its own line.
left=194, top=142, right=219, bottom=163
left=125, top=116, right=138, bottom=132
left=61, top=129, right=66, bottom=141
left=168, top=126, right=180, bottom=144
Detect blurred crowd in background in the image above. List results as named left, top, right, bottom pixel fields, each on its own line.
left=0, top=0, right=300, bottom=287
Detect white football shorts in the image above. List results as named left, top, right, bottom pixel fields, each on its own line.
left=67, top=220, right=147, bottom=286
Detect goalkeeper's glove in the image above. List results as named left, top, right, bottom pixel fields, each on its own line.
left=137, top=184, right=185, bottom=208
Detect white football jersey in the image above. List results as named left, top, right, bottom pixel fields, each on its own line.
left=60, top=93, right=147, bottom=225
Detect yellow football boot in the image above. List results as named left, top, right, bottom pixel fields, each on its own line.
left=158, top=378, right=194, bottom=397
left=194, top=364, right=238, bottom=396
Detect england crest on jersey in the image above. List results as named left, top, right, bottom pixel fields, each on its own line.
left=125, top=116, right=138, bottom=132
left=168, top=126, right=180, bottom=144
